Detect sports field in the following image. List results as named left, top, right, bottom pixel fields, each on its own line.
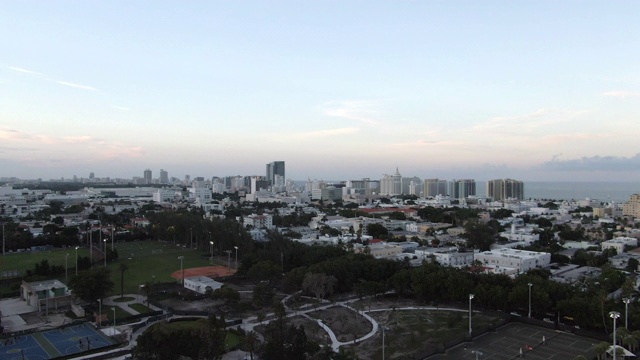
left=0, top=247, right=91, bottom=278
left=0, top=322, right=114, bottom=360
left=107, top=240, right=227, bottom=294
left=427, top=322, right=596, bottom=359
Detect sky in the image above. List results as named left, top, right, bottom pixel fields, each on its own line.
left=1, top=1, right=640, bottom=182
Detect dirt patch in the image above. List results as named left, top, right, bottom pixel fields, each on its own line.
left=309, top=306, right=372, bottom=342
left=170, top=265, right=234, bottom=279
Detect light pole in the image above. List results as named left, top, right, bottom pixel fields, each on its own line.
left=89, top=228, right=93, bottom=265
left=112, top=307, right=116, bottom=335
left=178, top=256, right=185, bottom=285
left=528, top=282, right=533, bottom=318
left=468, top=294, right=475, bottom=336
left=98, top=299, right=102, bottom=328
left=152, top=274, right=155, bottom=284
left=623, top=298, right=631, bottom=329
left=382, top=326, right=389, bottom=360
left=209, top=241, right=214, bottom=264
left=610, top=311, right=621, bottom=360
left=234, top=246, right=238, bottom=270
left=103, top=239, right=107, bottom=266
left=65, top=253, right=69, bottom=283
left=111, top=226, right=114, bottom=250
left=2, top=222, right=5, bottom=256
left=75, top=246, right=79, bottom=275
left=226, top=250, right=231, bottom=274
left=190, top=227, right=193, bottom=249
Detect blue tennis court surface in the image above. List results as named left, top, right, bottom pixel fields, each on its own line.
left=0, top=322, right=116, bottom=360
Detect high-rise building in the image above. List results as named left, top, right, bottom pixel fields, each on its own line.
left=424, top=179, right=448, bottom=197
left=486, top=179, right=524, bottom=201
left=266, top=161, right=285, bottom=185
left=159, top=169, right=169, bottom=184
left=448, top=179, right=476, bottom=199
left=623, top=194, right=640, bottom=218
left=89, top=172, right=95, bottom=179
left=143, top=169, right=152, bottom=184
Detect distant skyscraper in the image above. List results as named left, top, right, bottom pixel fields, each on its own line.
left=424, top=179, right=447, bottom=197
left=266, top=161, right=285, bottom=185
left=143, top=169, right=152, bottom=184
left=448, top=179, right=476, bottom=199
left=89, top=172, right=95, bottom=179
left=159, top=169, right=169, bottom=184
left=486, top=179, right=524, bottom=201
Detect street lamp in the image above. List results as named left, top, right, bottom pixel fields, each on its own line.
left=382, top=326, right=389, bottom=360
left=111, top=226, right=114, bottom=250
left=178, top=256, right=185, bottom=285
left=112, top=307, right=116, bottom=335
left=528, top=282, right=533, bottom=318
left=65, top=253, right=69, bottom=283
left=97, top=299, right=102, bottom=328
left=209, top=241, right=214, bottom=264
left=623, top=298, right=631, bottom=329
left=468, top=294, right=475, bottom=336
left=226, top=250, right=231, bottom=274
left=103, top=239, right=107, bottom=266
left=75, top=246, right=79, bottom=275
left=610, top=311, right=621, bottom=360
left=234, top=246, right=238, bottom=270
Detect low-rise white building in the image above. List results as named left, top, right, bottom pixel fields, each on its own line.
left=183, top=276, right=223, bottom=294
left=601, top=237, right=638, bottom=254
left=474, top=248, right=551, bottom=274
left=244, top=214, right=274, bottom=229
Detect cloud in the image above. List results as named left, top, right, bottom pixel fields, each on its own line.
left=322, top=100, right=381, bottom=125
left=5, top=65, right=99, bottom=92
left=55, top=80, right=98, bottom=91
left=63, top=136, right=94, bottom=143
left=601, top=91, right=640, bottom=99
left=8, top=66, right=46, bottom=77
left=291, top=127, right=359, bottom=139
left=111, top=105, right=130, bottom=111
left=538, top=153, right=640, bottom=172
left=474, top=108, right=587, bottom=132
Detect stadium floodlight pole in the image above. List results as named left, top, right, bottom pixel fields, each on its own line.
left=468, top=294, right=475, bottom=336
left=226, top=250, right=231, bottom=274
left=234, top=246, right=238, bottom=270
left=65, top=253, right=69, bottom=283
left=111, top=226, right=114, bottom=250
left=112, top=307, right=116, bottom=334
left=103, top=239, right=107, bottom=266
left=623, top=298, right=631, bottom=329
left=98, top=299, right=102, bottom=328
left=75, top=246, right=79, bottom=275
left=178, top=256, right=185, bottom=285
left=89, top=228, right=93, bottom=265
left=382, top=326, right=389, bottom=360
left=528, top=282, right=533, bottom=318
left=209, top=241, right=214, bottom=264
left=610, top=311, right=621, bottom=360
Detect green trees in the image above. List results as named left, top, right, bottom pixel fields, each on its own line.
left=366, top=223, right=388, bottom=239
left=462, top=219, right=498, bottom=251
left=133, top=316, right=227, bottom=360
left=68, top=267, right=114, bottom=302
left=259, top=303, right=319, bottom=360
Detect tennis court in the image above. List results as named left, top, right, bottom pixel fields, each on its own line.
left=0, top=322, right=115, bottom=360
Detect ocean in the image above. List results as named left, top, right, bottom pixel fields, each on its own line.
left=475, top=181, right=640, bottom=202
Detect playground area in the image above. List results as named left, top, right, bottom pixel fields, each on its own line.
left=0, top=323, right=115, bottom=360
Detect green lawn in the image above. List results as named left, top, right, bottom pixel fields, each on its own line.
left=0, top=247, right=91, bottom=275
left=107, top=240, right=213, bottom=295
left=129, top=303, right=153, bottom=314
left=0, top=240, right=213, bottom=297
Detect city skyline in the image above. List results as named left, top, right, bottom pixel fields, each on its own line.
left=2, top=1, right=640, bottom=181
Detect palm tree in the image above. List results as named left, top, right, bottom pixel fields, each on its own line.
left=119, top=263, right=128, bottom=299
left=593, top=341, right=609, bottom=360
left=244, top=331, right=258, bottom=360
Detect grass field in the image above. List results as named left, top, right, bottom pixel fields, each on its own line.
left=106, top=240, right=217, bottom=295
left=0, top=247, right=91, bottom=276
left=0, top=240, right=219, bottom=296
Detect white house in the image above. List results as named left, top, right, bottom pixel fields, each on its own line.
left=183, top=276, right=223, bottom=294
left=474, top=248, right=551, bottom=274
left=601, top=237, right=638, bottom=254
